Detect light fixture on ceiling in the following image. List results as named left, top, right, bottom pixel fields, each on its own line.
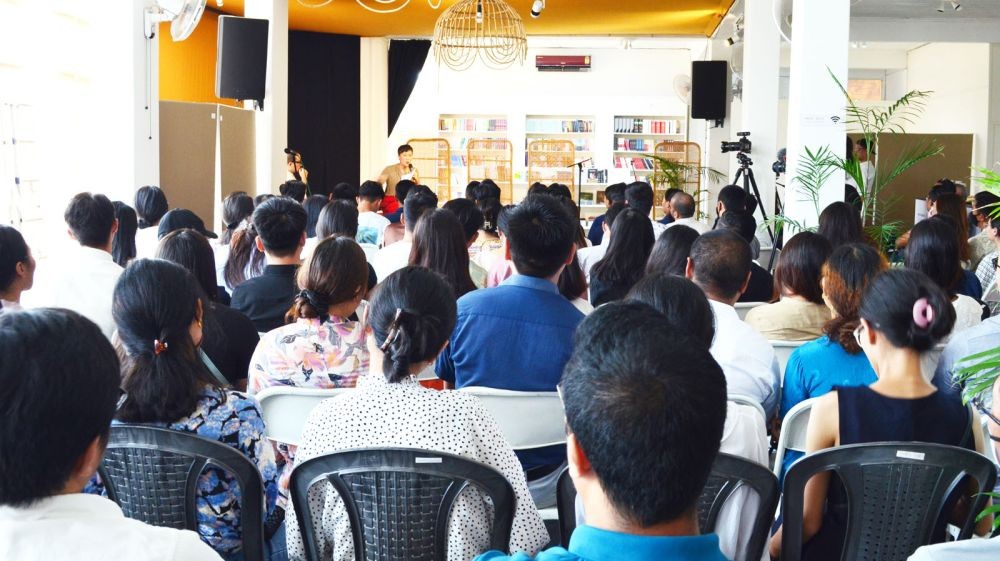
left=530, top=0, right=545, bottom=18
left=726, top=15, right=744, bottom=46
left=937, top=0, right=962, bottom=12
left=951, top=0, right=963, bottom=10
left=433, top=0, right=527, bottom=70
left=296, top=0, right=444, bottom=12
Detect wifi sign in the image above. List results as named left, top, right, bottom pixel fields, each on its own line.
left=830, top=116, right=842, bottom=124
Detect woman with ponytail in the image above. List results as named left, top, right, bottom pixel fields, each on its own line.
left=215, top=192, right=254, bottom=290
left=284, top=266, right=549, bottom=561
left=223, top=222, right=266, bottom=291
left=771, top=268, right=988, bottom=561
left=96, top=259, right=280, bottom=560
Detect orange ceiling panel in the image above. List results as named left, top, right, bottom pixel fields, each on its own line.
left=213, top=0, right=734, bottom=37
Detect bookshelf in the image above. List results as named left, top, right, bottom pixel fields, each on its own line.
left=527, top=139, right=576, bottom=196
left=467, top=139, right=514, bottom=204
left=525, top=115, right=594, bottom=168
left=406, top=138, right=452, bottom=201
left=612, top=115, right=685, bottom=176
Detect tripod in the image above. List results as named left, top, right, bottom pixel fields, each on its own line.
left=732, top=152, right=779, bottom=270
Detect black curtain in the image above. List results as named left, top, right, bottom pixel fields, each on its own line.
left=288, top=32, right=361, bottom=195
left=387, top=39, right=431, bottom=136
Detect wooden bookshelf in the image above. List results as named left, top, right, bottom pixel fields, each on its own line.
left=467, top=139, right=514, bottom=204
left=438, top=114, right=509, bottom=194
left=527, top=139, right=576, bottom=197
left=406, top=138, right=452, bottom=201
left=612, top=115, right=685, bottom=177
left=525, top=115, right=594, bottom=171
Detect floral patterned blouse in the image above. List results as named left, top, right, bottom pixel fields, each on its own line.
left=88, top=387, right=279, bottom=557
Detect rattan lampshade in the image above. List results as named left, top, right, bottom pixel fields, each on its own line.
left=432, top=0, right=527, bottom=70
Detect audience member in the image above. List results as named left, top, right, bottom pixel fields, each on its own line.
left=157, top=208, right=218, bottom=241
left=382, top=178, right=415, bottom=237
left=231, top=197, right=308, bottom=332
left=559, top=253, right=592, bottom=315
left=686, top=230, right=780, bottom=417
left=222, top=222, right=266, bottom=293
left=465, top=180, right=482, bottom=200
left=100, top=259, right=280, bottom=560
left=589, top=208, right=654, bottom=306
left=329, top=182, right=358, bottom=204
left=932, top=193, right=972, bottom=264
left=214, top=192, right=254, bottom=292
left=625, top=181, right=669, bottom=238
left=303, top=194, right=327, bottom=239
left=254, top=193, right=275, bottom=207
left=770, top=269, right=976, bottom=561
left=313, top=201, right=378, bottom=291
left=134, top=185, right=168, bottom=258
left=854, top=137, right=877, bottom=189
left=817, top=201, right=864, bottom=249
left=0, top=308, right=222, bottom=561
left=715, top=184, right=752, bottom=222
left=111, top=201, right=138, bottom=267
left=470, top=196, right=504, bottom=270
left=478, top=302, right=730, bottom=561
left=644, top=224, right=699, bottom=277
left=657, top=187, right=683, bottom=225
left=278, top=180, right=308, bottom=203
left=0, top=226, right=33, bottom=314
left=156, top=229, right=259, bottom=390
left=716, top=211, right=774, bottom=303
left=745, top=232, right=832, bottom=340
left=356, top=180, right=390, bottom=246
left=286, top=266, right=548, bottom=560
left=628, top=274, right=714, bottom=347
left=528, top=182, right=548, bottom=197
left=586, top=182, right=626, bottom=246
left=895, top=182, right=957, bottom=250
left=485, top=204, right=518, bottom=287
left=974, top=216, right=1000, bottom=293
left=409, top=208, right=478, bottom=297
left=665, top=190, right=709, bottom=234
left=969, top=191, right=1000, bottom=269
left=906, top=217, right=983, bottom=332
left=578, top=202, right=625, bottom=280
left=442, top=198, right=489, bottom=288
left=371, top=186, right=438, bottom=281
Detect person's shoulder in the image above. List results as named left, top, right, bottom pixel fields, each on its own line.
left=476, top=547, right=575, bottom=561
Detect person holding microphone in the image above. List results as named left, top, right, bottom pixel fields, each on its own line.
left=376, top=144, right=419, bottom=214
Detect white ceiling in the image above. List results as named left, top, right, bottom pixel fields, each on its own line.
left=852, top=0, right=1000, bottom=19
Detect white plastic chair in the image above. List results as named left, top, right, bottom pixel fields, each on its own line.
left=772, top=397, right=818, bottom=477
left=735, top=302, right=766, bottom=321
left=728, top=394, right=767, bottom=424
left=458, top=387, right=566, bottom=450
left=770, top=340, right=806, bottom=383
left=255, top=386, right=354, bottom=446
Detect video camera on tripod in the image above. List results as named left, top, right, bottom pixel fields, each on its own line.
left=721, top=131, right=752, bottom=154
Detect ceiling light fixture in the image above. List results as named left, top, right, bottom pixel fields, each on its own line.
left=951, top=0, right=962, bottom=10
left=433, top=0, right=527, bottom=70
left=530, top=0, right=545, bottom=18
left=296, top=0, right=444, bottom=13
left=726, top=15, right=744, bottom=46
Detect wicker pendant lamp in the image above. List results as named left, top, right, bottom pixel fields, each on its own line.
left=433, top=0, right=528, bottom=70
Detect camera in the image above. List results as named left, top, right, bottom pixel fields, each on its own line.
left=772, top=147, right=787, bottom=175
left=721, top=131, right=752, bottom=154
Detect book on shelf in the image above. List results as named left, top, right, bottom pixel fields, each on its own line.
left=526, top=119, right=594, bottom=133
left=612, top=156, right=657, bottom=171
left=615, top=138, right=652, bottom=152
left=439, top=117, right=508, bottom=133
left=579, top=191, right=595, bottom=204
left=613, top=117, right=681, bottom=135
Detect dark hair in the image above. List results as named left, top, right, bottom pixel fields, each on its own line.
left=303, top=195, right=328, bottom=238
left=465, top=181, right=482, bottom=200
left=933, top=193, right=971, bottom=261
left=114, top=259, right=220, bottom=423
left=316, top=200, right=359, bottom=239
left=403, top=188, right=439, bottom=232
left=65, top=192, right=116, bottom=248
left=134, top=185, right=168, bottom=228
left=253, top=196, right=307, bottom=257
left=846, top=136, right=856, bottom=161
left=822, top=243, right=888, bottom=354
left=221, top=192, right=254, bottom=245
left=557, top=196, right=588, bottom=248
left=398, top=144, right=413, bottom=156
left=156, top=229, right=219, bottom=302
left=359, top=180, right=385, bottom=203
left=395, top=179, right=416, bottom=203
left=442, top=198, right=485, bottom=242
left=477, top=197, right=502, bottom=235
left=0, top=309, right=120, bottom=507
left=497, top=204, right=516, bottom=237
left=111, top=201, right=138, bottom=268
left=254, top=193, right=274, bottom=207
left=773, top=232, right=832, bottom=305
left=689, top=229, right=751, bottom=300
left=717, top=185, right=749, bottom=214
left=223, top=224, right=265, bottom=288
left=288, top=236, right=367, bottom=323
left=929, top=179, right=957, bottom=201
left=860, top=269, right=955, bottom=352
left=548, top=183, right=572, bottom=200
left=591, top=208, right=655, bottom=297
left=604, top=183, right=627, bottom=204
left=409, top=209, right=477, bottom=297
left=0, top=226, right=30, bottom=293
left=527, top=182, right=548, bottom=197
left=368, top=267, right=457, bottom=383
left=818, top=201, right=864, bottom=248
left=716, top=210, right=756, bottom=243
left=477, top=180, right=501, bottom=202
left=646, top=225, right=699, bottom=276
left=331, top=182, right=359, bottom=203
left=562, top=301, right=727, bottom=527
left=627, top=274, right=715, bottom=347
left=906, top=217, right=962, bottom=296
left=670, top=191, right=696, bottom=219
left=278, top=180, right=308, bottom=203
left=973, top=191, right=1000, bottom=215
left=558, top=253, right=588, bottom=302
left=625, top=182, right=654, bottom=216
left=604, top=202, right=627, bottom=229
left=507, top=195, right=576, bottom=278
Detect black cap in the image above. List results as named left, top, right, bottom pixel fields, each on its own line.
left=157, top=209, right=218, bottom=240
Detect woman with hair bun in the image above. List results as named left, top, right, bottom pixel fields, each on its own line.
left=284, top=266, right=548, bottom=561
left=771, top=268, right=986, bottom=561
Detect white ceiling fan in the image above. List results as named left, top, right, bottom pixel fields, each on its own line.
left=144, top=0, right=207, bottom=41
left=673, top=74, right=692, bottom=106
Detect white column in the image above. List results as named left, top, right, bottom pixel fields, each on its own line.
left=132, top=2, right=160, bottom=194
left=360, top=38, right=389, bottom=181
left=784, top=0, right=849, bottom=228
left=244, top=0, right=288, bottom=195
left=986, top=44, right=1000, bottom=174
left=699, top=38, right=734, bottom=210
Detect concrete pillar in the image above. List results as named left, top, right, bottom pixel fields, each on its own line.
left=986, top=43, right=1000, bottom=176
left=360, top=38, right=389, bottom=181
left=132, top=1, right=160, bottom=196
left=244, top=0, right=288, bottom=195
left=784, top=0, right=849, bottom=228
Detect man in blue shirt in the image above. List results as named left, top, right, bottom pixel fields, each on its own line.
left=477, top=302, right=730, bottom=561
left=436, top=194, right=584, bottom=474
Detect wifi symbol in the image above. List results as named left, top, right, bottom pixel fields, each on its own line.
left=830, top=116, right=842, bottom=124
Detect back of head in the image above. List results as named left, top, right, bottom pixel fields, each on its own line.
left=604, top=202, right=626, bottom=229
left=562, top=301, right=727, bottom=527
left=817, top=201, right=864, bottom=248
left=465, top=180, right=482, bottom=200
left=478, top=180, right=502, bottom=202
left=359, top=180, right=385, bottom=203
left=506, top=194, right=576, bottom=278
left=221, top=192, right=254, bottom=245
left=645, top=224, right=700, bottom=277
left=527, top=182, right=548, bottom=197
left=254, top=193, right=274, bottom=207
left=0, top=225, right=30, bottom=293
left=477, top=197, right=502, bottom=234
left=671, top=191, right=696, bottom=219
left=403, top=188, right=439, bottom=232
left=113, top=259, right=217, bottom=424
left=409, top=208, right=476, bottom=297
left=0, top=308, right=120, bottom=507
left=304, top=195, right=329, bottom=238
left=860, top=269, right=955, bottom=353
left=716, top=210, right=756, bottom=243
left=497, top=204, right=517, bottom=237
left=289, top=236, right=367, bottom=323
left=973, top=191, right=1000, bottom=212
left=627, top=274, right=715, bottom=347
left=331, top=182, right=359, bottom=204
left=134, top=185, right=168, bottom=228
left=604, top=182, right=627, bottom=204
left=252, top=196, right=308, bottom=257
left=822, top=243, right=888, bottom=354
left=156, top=229, right=219, bottom=301
left=774, top=232, right=832, bottom=305
left=548, top=183, right=572, bottom=200
left=933, top=193, right=971, bottom=260
left=368, top=266, right=457, bottom=383
left=111, top=201, right=138, bottom=268
left=316, top=200, right=360, bottom=239
left=927, top=181, right=956, bottom=204
left=592, top=208, right=655, bottom=285
left=689, top=229, right=751, bottom=301
left=278, top=180, right=308, bottom=203
left=395, top=179, right=416, bottom=203
left=442, top=198, right=485, bottom=242
left=717, top=185, right=749, bottom=214
left=906, top=217, right=961, bottom=295
left=65, top=192, right=116, bottom=249
left=625, top=181, right=654, bottom=216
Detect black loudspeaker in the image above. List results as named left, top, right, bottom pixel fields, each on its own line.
left=691, top=61, right=728, bottom=121
left=216, top=16, right=269, bottom=106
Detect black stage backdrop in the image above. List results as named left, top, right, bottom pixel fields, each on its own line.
left=288, top=32, right=361, bottom=195
left=388, top=39, right=431, bottom=136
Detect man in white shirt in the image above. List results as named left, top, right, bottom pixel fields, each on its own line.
left=667, top=191, right=711, bottom=234
left=625, top=181, right=668, bottom=239
left=372, top=187, right=438, bottom=282
left=578, top=202, right=625, bottom=280
left=0, top=308, right=221, bottom=561
left=356, top=180, right=391, bottom=246
left=686, top=229, right=780, bottom=418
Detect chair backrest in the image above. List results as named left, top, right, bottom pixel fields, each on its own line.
left=290, top=448, right=515, bottom=561
left=556, top=453, right=779, bottom=561
left=255, top=386, right=354, bottom=446
left=728, top=394, right=767, bottom=423
left=769, top=339, right=806, bottom=382
left=98, top=425, right=266, bottom=561
left=780, top=442, right=998, bottom=561
left=458, top=387, right=566, bottom=450
left=734, top=302, right=765, bottom=321
left=772, top=397, right=816, bottom=477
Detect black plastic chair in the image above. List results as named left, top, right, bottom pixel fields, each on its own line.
left=780, top=442, right=999, bottom=561
left=556, top=453, right=779, bottom=561
left=97, top=425, right=267, bottom=561
left=289, top=448, right=516, bottom=561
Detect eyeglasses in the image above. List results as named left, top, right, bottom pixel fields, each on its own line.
left=971, top=395, right=1000, bottom=443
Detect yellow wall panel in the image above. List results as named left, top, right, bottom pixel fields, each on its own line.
left=159, top=10, right=240, bottom=107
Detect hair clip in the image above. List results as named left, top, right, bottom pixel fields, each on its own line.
left=153, top=339, right=169, bottom=355
left=379, top=308, right=404, bottom=351
left=912, top=297, right=934, bottom=329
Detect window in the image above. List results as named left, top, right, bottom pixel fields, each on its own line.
left=847, top=79, right=883, bottom=102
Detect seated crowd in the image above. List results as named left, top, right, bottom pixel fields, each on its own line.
left=1, top=172, right=999, bottom=561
